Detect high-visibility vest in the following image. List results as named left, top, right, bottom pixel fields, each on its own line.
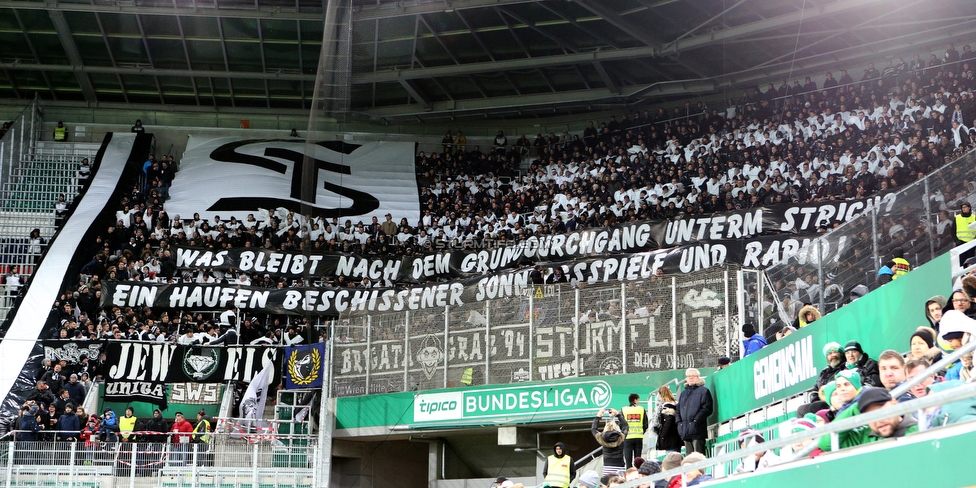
left=193, top=418, right=211, bottom=443
left=54, top=126, right=66, bottom=141
left=119, top=416, right=137, bottom=440
left=543, top=454, right=572, bottom=488
left=622, top=405, right=645, bottom=439
left=891, top=257, right=911, bottom=278
left=460, top=368, right=473, bottom=386
left=957, top=214, right=976, bottom=242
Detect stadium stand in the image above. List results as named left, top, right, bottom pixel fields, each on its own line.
left=2, top=7, right=976, bottom=485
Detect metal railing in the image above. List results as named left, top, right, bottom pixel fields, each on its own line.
left=600, top=375, right=976, bottom=488
left=2, top=432, right=316, bottom=488
left=0, top=99, right=39, bottom=193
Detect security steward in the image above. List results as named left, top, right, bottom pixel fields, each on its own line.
left=954, top=202, right=976, bottom=264
left=622, top=393, right=649, bottom=468
left=53, top=121, right=67, bottom=141
left=541, top=442, right=575, bottom=488
left=192, top=409, right=213, bottom=466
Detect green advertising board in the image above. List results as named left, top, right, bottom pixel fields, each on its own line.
left=335, top=368, right=711, bottom=431
left=708, top=253, right=952, bottom=422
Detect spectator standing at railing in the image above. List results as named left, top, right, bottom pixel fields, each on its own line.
left=131, top=120, right=145, bottom=134
left=592, top=408, right=628, bottom=478
left=952, top=202, right=976, bottom=264
left=653, top=386, right=682, bottom=453
left=794, top=304, right=820, bottom=329
left=170, top=412, right=193, bottom=465
left=741, top=323, right=767, bottom=357
left=891, top=249, right=911, bottom=279
left=145, top=409, right=169, bottom=443
left=57, top=404, right=80, bottom=442
left=119, top=407, right=137, bottom=442
left=621, top=393, right=648, bottom=468
left=16, top=404, right=41, bottom=442
left=65, top=374, right=85, bottom=406
left=53, top=121, right=67, bottom=142
left=676, top=368, right=712, bottom=455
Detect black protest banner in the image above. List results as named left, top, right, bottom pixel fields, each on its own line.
left=102, top=341, right=281, bottom=404
left=172, top=191, right=896, bottom=285
left=102, top=231, right=848, bottom=317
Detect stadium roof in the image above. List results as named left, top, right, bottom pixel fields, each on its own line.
left=1, top=0, right=975, bottom=123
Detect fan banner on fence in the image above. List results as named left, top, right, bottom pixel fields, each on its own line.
left=166, top=136, right=420, bottom=223
left=284, top=343, right=326, bottom=389
left=42, top=340, right=104, bottom=364
left=102, top=232, right=847, bottom=316
left=330, top=271, right=732, bottom=397
left=102, top=341, right=280, bottom=404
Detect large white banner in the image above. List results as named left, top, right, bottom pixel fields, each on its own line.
left=167, top=137, right=420, bottom=223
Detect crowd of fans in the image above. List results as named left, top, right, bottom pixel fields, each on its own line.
left=498, top=262, right=976, bottom=488
left=7, top=42, right=976, bottom=480
left=30, top=42, right=970, bottom=345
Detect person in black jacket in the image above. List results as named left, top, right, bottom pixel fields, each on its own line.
left=592, top=408, right=628, bottom=478
left=676, top=368, right=713, bottom=455
left=653, top=386, right=682, bottom=452
left=843, top=341, right=881, bottom=387
left=815, top=342, right=846, bottom=390
left=144, top=409, right=170, bottom=443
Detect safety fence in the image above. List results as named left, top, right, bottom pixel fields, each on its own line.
left=332, top=266, right=740, bottom=397
left=0, top=433, right=315, bottom=488
left=764, top=148, right=976, bottom=321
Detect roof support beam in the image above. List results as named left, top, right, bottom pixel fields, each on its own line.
left=593, top=62, right=620, bottom=95
left=133, top=15, right=165, bottom=104
left=0, top=0, right=325, bottom=21
left=12, top=10, right=57, bottom=100
left=48, top=10, right=97, bottom=103
left=174, top=16, right=201, bottom=106
left=2, top=69, right=22, bottom=98
left=353, top=0, right=888, bottom=84
left=256, top=18, right=271, bottom=108
left=497, top=7, right=578, bottom=54
left=667, top=0, right=750, bottom=46
left=0, top=63, right=316, bottom=82
left=398, top=78, right=431, bottom=109
left=539, top=3, right=622, bottom=49
left=363, top=80, right=717, bottom=117
left=571, top=0, right=660, bottom=46
left=93, top=12, right=129, bottom=103
left=215, top=18, right=236, bottom=107
left=456, top=10, right=496, bottom=61
left=354, top=0, right=538, bottom=21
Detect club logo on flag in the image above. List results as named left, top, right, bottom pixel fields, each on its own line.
left=285, top=344, right=325, bottom=389
left=182, top=346, right=220, bottom=380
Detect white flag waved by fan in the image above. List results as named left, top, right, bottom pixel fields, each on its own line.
left=241, top=364, right=273, bottom=422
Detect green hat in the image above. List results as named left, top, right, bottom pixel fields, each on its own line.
left=822, top=342, right=842, bottom=357
left=819, top=382, right=837, bottom=403
left=835, top=369, right=862, bottom=392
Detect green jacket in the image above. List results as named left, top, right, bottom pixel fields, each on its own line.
left=817, top=403, right=918, bottom=452
left=927, top=381, right=976, bottom=426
